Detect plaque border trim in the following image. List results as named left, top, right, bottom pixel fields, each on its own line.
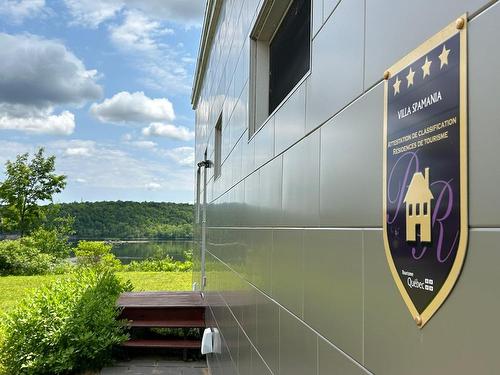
left=382, top=15, right=468, bottom=328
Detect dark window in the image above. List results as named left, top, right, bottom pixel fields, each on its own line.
left=409, top=204, right=413, bottom=216
left=214, top=115, right=222, bottom=179
left=423, top=202, right=428, bottom=215
left=416, top=203, right=420, bottom=216
left=269, top=0, right=310, bottom=114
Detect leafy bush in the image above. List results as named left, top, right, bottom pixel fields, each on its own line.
left=0, top=239, right=58, bottom=275
left=74, top=241, right=121, bottom=270
left=0, top=218, right=74, bottom=276
left=0, top=269, right=132, bottom=374
left=123, top=252, right=193, bottom=272
left=28, top=216, right=74, bottom=259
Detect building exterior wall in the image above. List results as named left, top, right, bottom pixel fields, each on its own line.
left=192, top=0, right=500, bottom=373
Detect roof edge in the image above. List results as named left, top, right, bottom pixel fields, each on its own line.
left=191, top=0, right=222, bottom=109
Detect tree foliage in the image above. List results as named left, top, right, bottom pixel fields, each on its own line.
left=54, top=201, right=194, bottom=239
left=0, top=148, right=66, bottom=235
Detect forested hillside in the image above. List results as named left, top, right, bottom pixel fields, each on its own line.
left=54, top=201, right=194, bottom=239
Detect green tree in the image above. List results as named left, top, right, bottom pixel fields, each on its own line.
left=0, top=148, right=66, bottom=235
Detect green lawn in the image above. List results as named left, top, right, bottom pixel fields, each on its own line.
left=0, top=272, right=192, bottom=315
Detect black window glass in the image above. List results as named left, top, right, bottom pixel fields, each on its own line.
left=269, top=0, right=310, bottom=114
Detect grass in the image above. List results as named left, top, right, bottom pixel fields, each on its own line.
left=0, top=271, right=192, bottom=316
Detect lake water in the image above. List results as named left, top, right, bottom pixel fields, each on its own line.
left=108, top=240, right=194, bottom=264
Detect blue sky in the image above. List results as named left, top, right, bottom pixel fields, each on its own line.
left=0, top=0, right=204, bottom=203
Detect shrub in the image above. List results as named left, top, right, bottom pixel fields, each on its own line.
left=74, top=241, right=121, bottom=270
left=0, top=268, right=132, bottom=374
left=27, top=217, right=74, bottom=259
left=123, top=253, right=193, bottom=273
left=0, top=239, right=57, bottom=275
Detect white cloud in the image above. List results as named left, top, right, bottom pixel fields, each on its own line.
left=53, top=139, right=96, bottom=156
left=61, top=0, right=199, bottom=94
left=90, top=91, right=175, bottom=124
left=65, top=147, right=91, bottom=156
left=63, top=0, right=122, bottom=28
left=109, top=10, right=173, bottom=52
left=0, top=0, right=46, bottom=23
left=0, top=33, right=101, bottom=135
left=63, top=0, right=204, bottom=28
left=0, top=33, right=102, bottom=108
left=125, top=0, right=204, bottom=28
left=107, top=10, right=193, bottom=94
left=145, top=182, right=161, bottom=191
left=0, top=109, right=75, bottom=135
left=165, top=146, right=194, bottom=167
left=129, top=140, right=157, bottom=149
left=142, top=122, right=194, bottom=141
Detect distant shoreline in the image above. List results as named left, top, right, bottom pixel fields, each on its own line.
left=0, top=236, right=194, bottom=242
left=70, top=237, right=193, bottom=243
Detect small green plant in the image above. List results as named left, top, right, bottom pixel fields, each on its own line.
left=74, top=241, right=121, bottom=270
left=0, top=268, right=132, bottom=374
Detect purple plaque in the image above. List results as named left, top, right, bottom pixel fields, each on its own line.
left=383, top=16, right=468, bottom=328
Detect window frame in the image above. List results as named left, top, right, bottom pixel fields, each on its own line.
left=248, top=0, right=312, bottom=140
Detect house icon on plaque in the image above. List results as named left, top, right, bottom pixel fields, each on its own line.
left=404, top=167, right=434, bottom=242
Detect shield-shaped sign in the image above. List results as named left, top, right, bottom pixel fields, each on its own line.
left=383, top=15, right=468, bottom=328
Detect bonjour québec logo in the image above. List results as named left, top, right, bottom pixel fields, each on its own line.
left=383, top=16, right=468, bottom=328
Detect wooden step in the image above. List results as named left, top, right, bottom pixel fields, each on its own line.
left=120, top=306, right=204, bottom=323
left=122, top=339, right=201, bottom=349
left=126, top=319, right=206, bottom=328
left=118, top=292, right=206, bottom=308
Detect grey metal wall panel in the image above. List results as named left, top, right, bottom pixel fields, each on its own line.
left=364, top=0, right=488, bottom=89
left=319, top=84, right=383, bottom=227
left=238, top=281, right=258, bottom=344
left=271, top=229, right=304, bottom=317
left=282, top=131, right=320, bottom=226
left=303, top=229, right=363, bottom=362
left=323, top=0, right=341, bottom=22
left=274, top=82, right=306, bottom=156
left=242, top=130, right=255, bottom=177
left=238, top=327, right=252, bottom=375
left=318, top=338, right=367, bottom=375
left=279, top=310, right=318, bottom=375
left=195, top=1, right=500, bottom=374
left=231, top=139, right=243, bottom=186
left=255, top=291, right=280, bottom=374
left=254, top=116, right=275, bottom=169
left=469, top=2, right=500, bottom=227
left=312, top=0, right=322, bottom=37
left=259, top=155, right=283, bottom=227
left=364, top=229, right=500, bottom=374
left=229, top=83, right=248, bottom=150
left=251, top=347, right=273, bottom=375
left=306, top=0, right=364, bottom=133
left=243, top=170, right=260, bottom=226
left=248, top=229, right=273, bottom=293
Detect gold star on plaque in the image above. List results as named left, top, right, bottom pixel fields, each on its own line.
left=393, top=76, right=401, bottom=95
left=406, top=67, right=415, bottom=87
left=438, top=44, right=450, bottom=68
left=422, top=56, right=432, bottom=78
